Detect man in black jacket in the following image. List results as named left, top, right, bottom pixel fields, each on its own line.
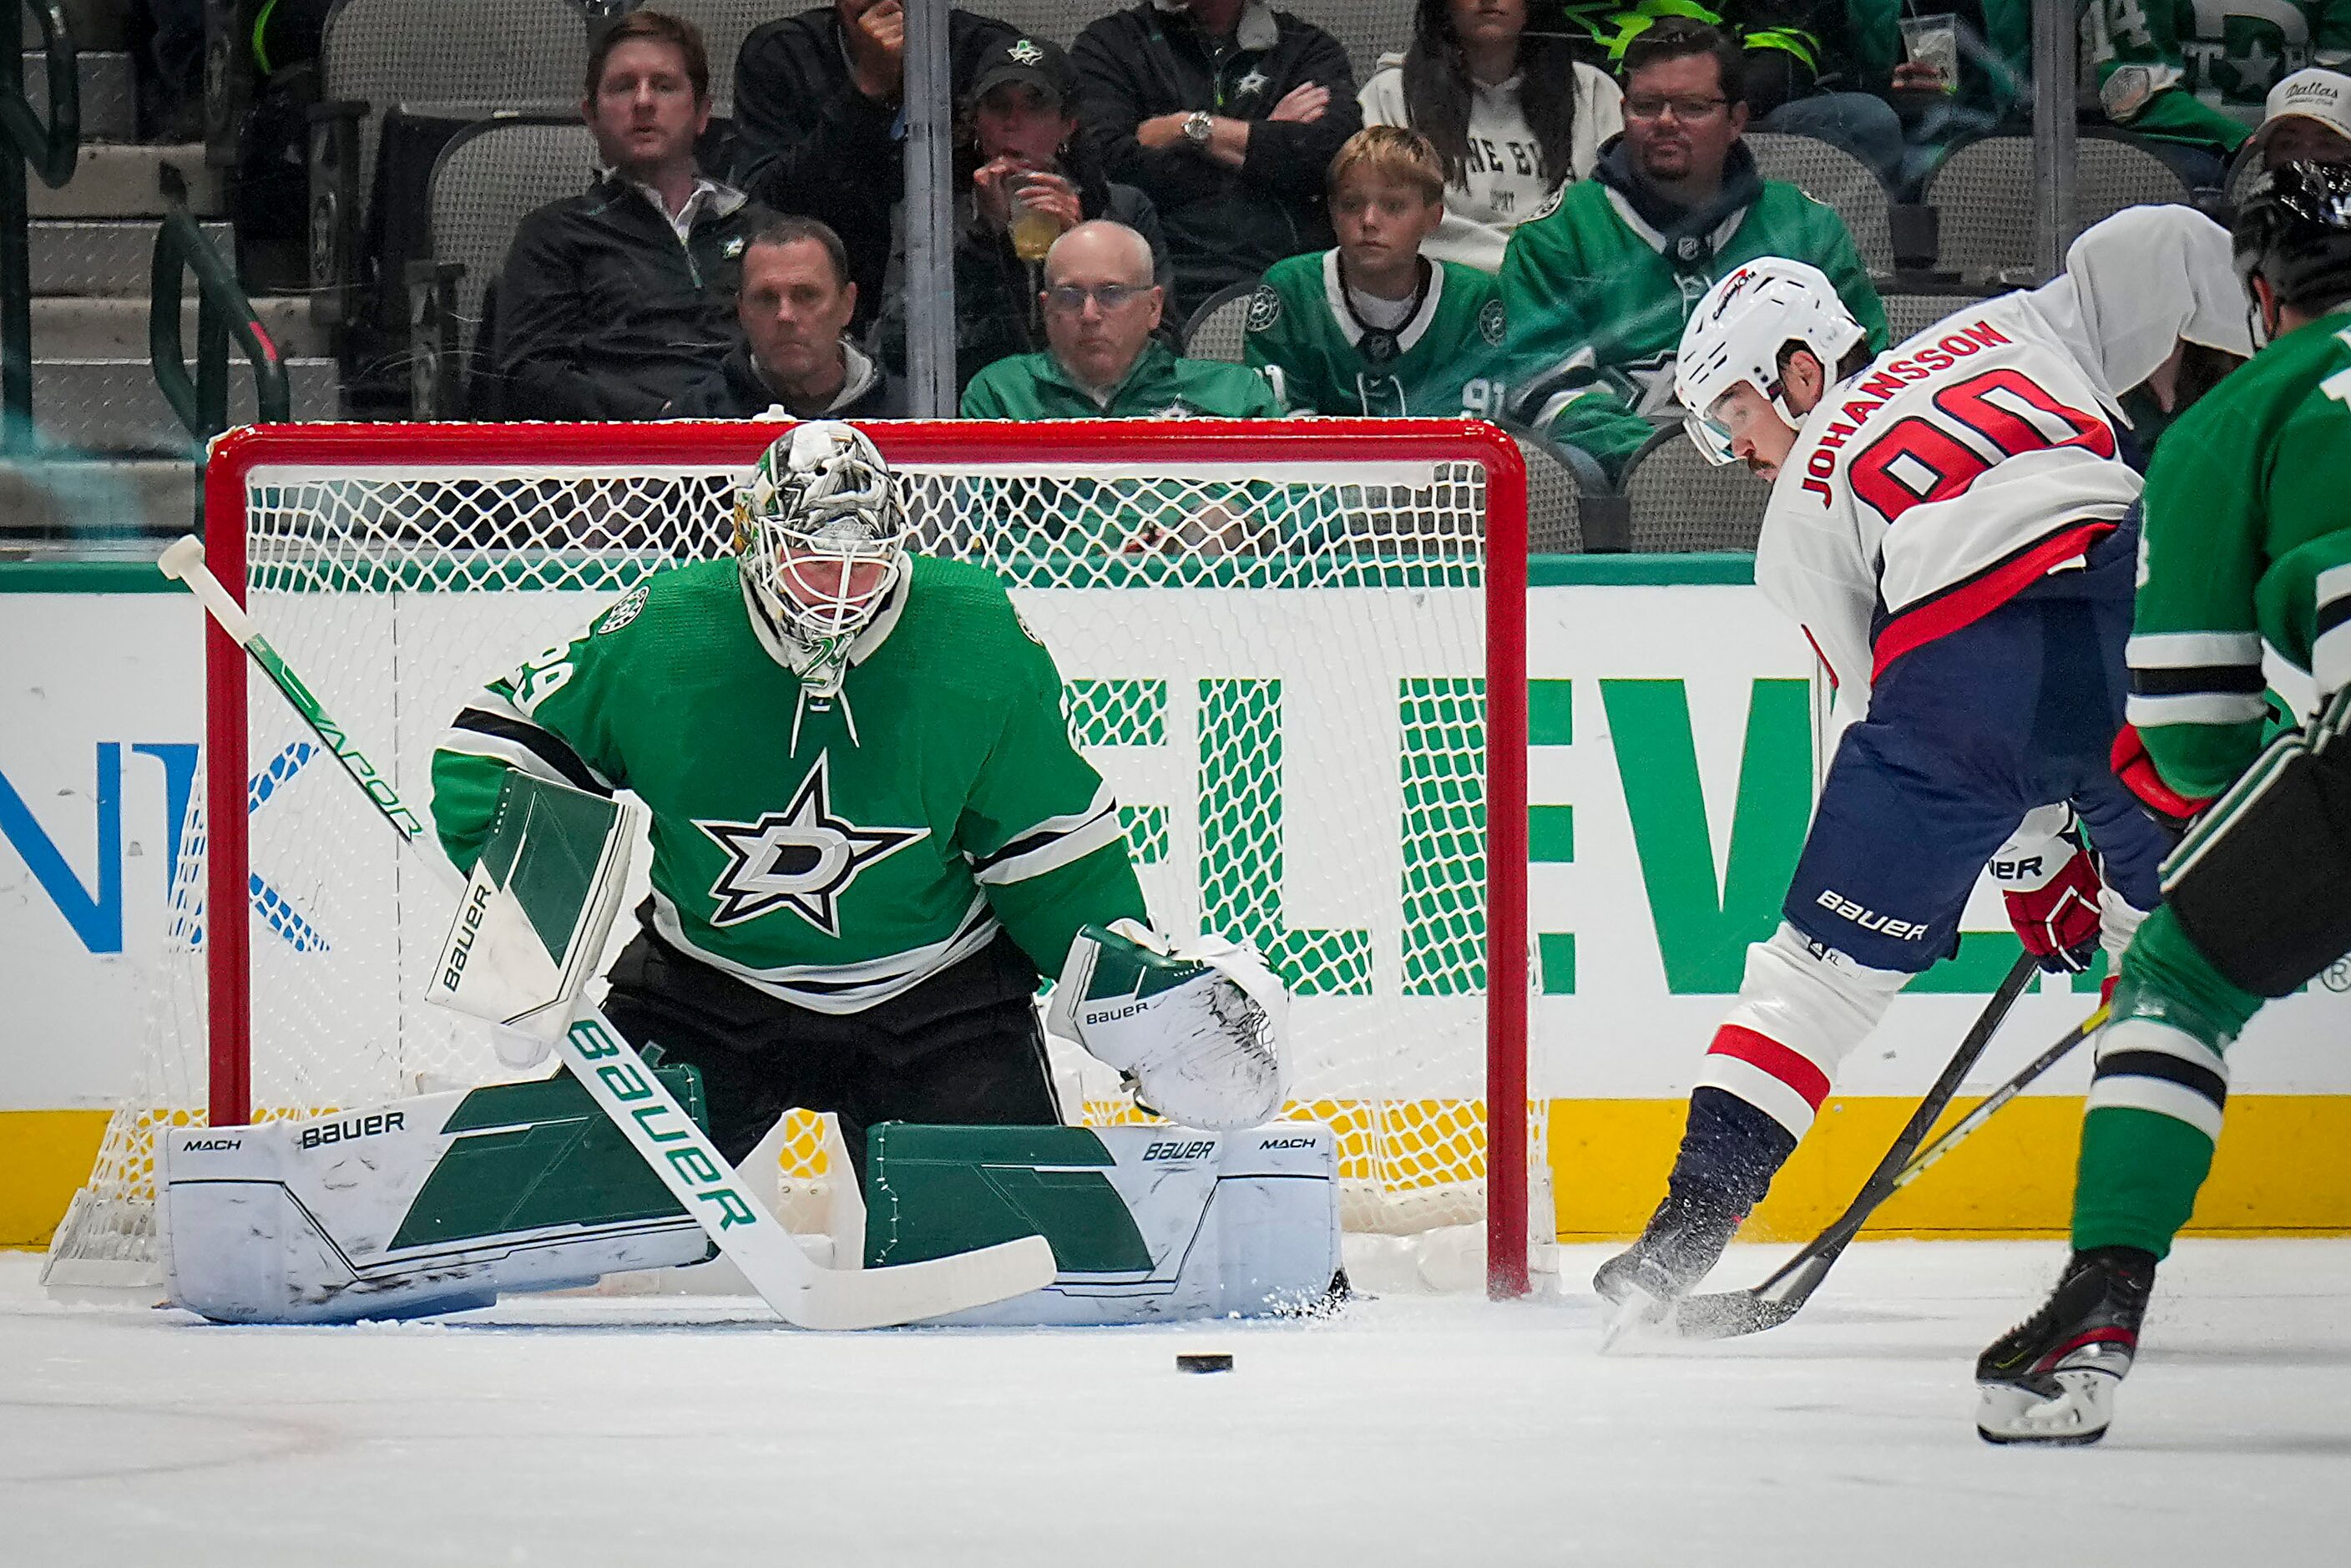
left=880, top=33, right=1173, bottom=393
left=493, top=11, right=766, bottom=421
left=665, top=216, right=905, bottom=418
left=731, top=1, right=1016, bottom=332
left=1073, top=0, right=1361, bottom=323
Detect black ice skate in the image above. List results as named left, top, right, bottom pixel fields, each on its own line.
left=1593, top=1191, right=1744, bottom=1339
left=1975, top=1247, right=2154, bottom=1446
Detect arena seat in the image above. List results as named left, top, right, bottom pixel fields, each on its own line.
left=407, top=119, right=599, bottom=417
left=1182, top=279, right=1261, bottom=362
left=1747, top=130, right=1893, bottom=275
left=1925, top=132, right=2196, bottom=281
left=1621, top=422, right=1771, bottom=552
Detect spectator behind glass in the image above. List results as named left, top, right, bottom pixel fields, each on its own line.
left=1499, top=19, right=1885, bottom=479
left=731, top=2, right=1017, bottom=331
left=1245, top=126, right=1514, bottom=417
left=1073, top=0, right=1363, bottom=322
left=493, top=11, right=765, bottom=422
left=877, top=33, right=1174, bottom=394
left=2090, top=3, right=2351, bottom=190
left=2250, top=68, right=2351, bottom=169
left=960, top=220, right=1284, bottom=417
left=1357, top=0, right=1624, bottom=274
left=1842, top=2, right=2036, bottom=197
left=665, top=216, right=906, bottom=418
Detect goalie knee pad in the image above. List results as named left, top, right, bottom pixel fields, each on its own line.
left=2160, top=699, right=2351, bottom=998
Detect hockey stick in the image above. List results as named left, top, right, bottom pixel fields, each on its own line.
left=1671, top=950, right=2040, bottom=1340
left=158, top=535, right=1056, bottom=1330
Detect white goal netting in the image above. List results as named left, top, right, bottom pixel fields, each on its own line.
left=45, top=421, right=1543, bottom=1296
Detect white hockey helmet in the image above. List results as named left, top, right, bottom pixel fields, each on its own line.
left=1674, top=259, right=1867, bottom=465
left=733, top=421, right=908, bottom=680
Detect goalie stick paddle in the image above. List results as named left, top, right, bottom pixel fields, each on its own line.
left=157, top=535, right=1057, bottom=1330
left=1671, top=951, right=2041, bottom=1341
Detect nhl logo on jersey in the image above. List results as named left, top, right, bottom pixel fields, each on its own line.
left=1245, top=284, right=1282, bottom=334
left=595, top=584, right=650, bottom=636
left=1479, top=298, right=1506, bottom=348
left=695, top=754, right=929, bottom=935
left=1526, top=184, right=1565, bottom=224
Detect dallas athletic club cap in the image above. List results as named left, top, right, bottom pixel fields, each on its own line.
left=969, top=35, right=1076, bottom=109
left=2252, top=68, right=2351, bottom=154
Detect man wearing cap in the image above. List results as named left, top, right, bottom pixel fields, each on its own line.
left=2249, top=66, right=2351, bottom=168
left=2093, top=2, right=2351, bottom=186
left=731, top=1, right=1017, bottom=332
left=878, top=33, right=1173, bottom=394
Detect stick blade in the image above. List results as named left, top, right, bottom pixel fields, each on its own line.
left=1669, top=1288, right=1801, bottom=1340
left=789, top=1233, right=1059, bottom=1332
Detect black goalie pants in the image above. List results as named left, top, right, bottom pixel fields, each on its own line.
left=599, top=920, right=1061, bottom=1187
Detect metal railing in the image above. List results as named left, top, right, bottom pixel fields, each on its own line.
left=151, top=164, right=288, bottom=454
left=0, top=0, right=77, bottom=452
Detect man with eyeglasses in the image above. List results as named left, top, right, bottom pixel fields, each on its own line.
left=1499, top=18, right=1885, bottom=482
left=959, top=220, right=1283, bottom=418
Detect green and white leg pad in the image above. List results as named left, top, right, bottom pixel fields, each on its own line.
left=159, top=1073, right=715, bottom=1323
left=865, top=1121, right=1341, bottom=1325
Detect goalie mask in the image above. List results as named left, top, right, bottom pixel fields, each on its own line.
left=1675, top=259, right=1866, bottom=466
left=734, top=421, right=908, bottom=694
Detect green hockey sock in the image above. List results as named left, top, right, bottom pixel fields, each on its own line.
left=2070, top=907, right=2263, bottom=1261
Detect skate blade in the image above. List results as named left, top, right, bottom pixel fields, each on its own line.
left=1975, top=1370, right=2116, bottom=1445
left=1597, top=1284, right=1679, bottom=1353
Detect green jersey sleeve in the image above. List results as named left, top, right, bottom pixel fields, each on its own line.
left=429, top=590, right=637, bottom=873
left=2133, top=404, right=2270, bottom=798
left=955, top=635, right=1150, bottom=976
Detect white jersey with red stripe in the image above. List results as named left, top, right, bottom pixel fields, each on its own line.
left=1754, top=205, right=2248, bottom=716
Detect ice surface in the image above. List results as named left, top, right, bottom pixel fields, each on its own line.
left=5, top=1240, right=2349, bottom=1566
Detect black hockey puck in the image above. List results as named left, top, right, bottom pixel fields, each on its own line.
left=1176, top=1353, right=1233, bottom=1373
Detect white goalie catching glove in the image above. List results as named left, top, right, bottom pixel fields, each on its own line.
left=1048, top=919, right=1290, bottom=1131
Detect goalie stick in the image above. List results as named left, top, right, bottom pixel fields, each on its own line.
left=1669, top=951, right=2040, bottom=1341
left=157, top=534, right=1056, bottom=1330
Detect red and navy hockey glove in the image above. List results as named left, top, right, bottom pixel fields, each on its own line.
left=2002, top=842, right=2106, bottom=974
left=2111, top=723, right=2212, bottom=836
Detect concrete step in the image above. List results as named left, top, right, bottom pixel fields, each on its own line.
left=0, top=456, right=196, bottom=544
left=23, top=2, right=129, bottom=53
left=20, top=49, right=136, bottom=142
left=32, top=294, right=328, bottom=358
left=32, top=218, right=234, bottom=296
left=32, top=143, right=224, bottom=220
left=28, top=357, right=341, bottom=455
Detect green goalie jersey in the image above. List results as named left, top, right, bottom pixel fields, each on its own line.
left=430, top=554, right=1149, bottom=1014
left=1242, top=251, right=1514, bottom=420
left=2131, top=309, right=2351, bottom=800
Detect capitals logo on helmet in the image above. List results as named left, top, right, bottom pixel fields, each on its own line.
left=734, top=421, right=908, bottom=694
left=1674, top=259, right=1866, bottom=466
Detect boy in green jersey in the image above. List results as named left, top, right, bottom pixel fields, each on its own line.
left=1244, top=126, right=1513, bottom=421
left=1978, top=163, right=2351, bottom=1446
left=432, top=422, right=1287, bottom=1181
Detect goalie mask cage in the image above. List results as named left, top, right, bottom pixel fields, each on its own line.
left=46, top=418, right=1542, bottom=1299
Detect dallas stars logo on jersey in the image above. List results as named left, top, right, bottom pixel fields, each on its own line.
left=695, top=753, right=928, bottom=935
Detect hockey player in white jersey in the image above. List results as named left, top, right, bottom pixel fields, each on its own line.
left=1595, top=208, right=2253, bottom=1323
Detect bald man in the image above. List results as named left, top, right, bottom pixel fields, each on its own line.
left=958, top=220, right=1282, bottom=418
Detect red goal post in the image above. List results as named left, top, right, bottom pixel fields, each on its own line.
left=190, top=417, right=1536, bottom=1296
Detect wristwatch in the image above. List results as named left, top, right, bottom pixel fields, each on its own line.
left=1182, top=109, right=1213, bottom=149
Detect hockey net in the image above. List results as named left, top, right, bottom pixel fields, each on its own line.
left=44, top=418, right=1540, bottom=1297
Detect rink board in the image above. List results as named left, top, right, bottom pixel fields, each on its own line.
left=6, top=558, right=2351, bottom=1245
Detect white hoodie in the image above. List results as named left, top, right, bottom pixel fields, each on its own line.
left=1358, top=55, right=1623, bottom=275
